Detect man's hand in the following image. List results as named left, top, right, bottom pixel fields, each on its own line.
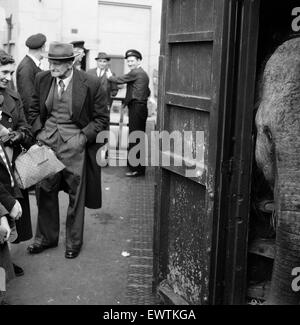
left=8, top=131, right=25, bottom=146
left=10, top=200, right=22, bottom=220
left=106, top=69, right=113, bottom=79
left=0, top=217, right=11, bottom=242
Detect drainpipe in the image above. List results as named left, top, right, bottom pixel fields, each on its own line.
left=5, top=14, right=13, bottom=55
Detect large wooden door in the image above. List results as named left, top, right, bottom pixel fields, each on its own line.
left=154, top=0, right=230, bottom=305
left=154, top=0, right=261, bottom=305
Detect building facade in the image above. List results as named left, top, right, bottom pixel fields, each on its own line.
left=0, top=0, right=162, bottom=103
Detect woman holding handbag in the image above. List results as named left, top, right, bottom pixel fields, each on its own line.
left=0, top=51, right=34, bottom=277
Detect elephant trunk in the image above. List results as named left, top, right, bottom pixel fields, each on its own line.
left=268, top=161, right=300, bottom=304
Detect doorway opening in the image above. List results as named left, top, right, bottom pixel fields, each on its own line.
left=246, top=0, right=299, bottom=304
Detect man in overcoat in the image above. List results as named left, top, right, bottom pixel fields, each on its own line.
left=16, top=33, right=47, bottom=120
left=27, top=42, right=109, bottom=259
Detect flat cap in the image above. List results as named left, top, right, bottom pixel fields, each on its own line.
left=25, top=33, right=47, bottom=49
left=125, top=49, right=142, bottom=60
left=70, top=40, right=85, bottom=49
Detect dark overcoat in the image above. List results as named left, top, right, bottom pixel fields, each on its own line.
left=0, top=150, right=19, bottom=215
left=0, top=87, right=34, bottom=242
left=87, top=68, right=118, bottom=107
left=28, top=69, right=109, bottom=209
left=16, top=56, right=42, bottom=119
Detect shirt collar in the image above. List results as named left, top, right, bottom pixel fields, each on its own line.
left=97, top=67, right=106, bottom=77
left=56, top=69, right=73, bottom=90
left=27, top=54, right=41, bottom=68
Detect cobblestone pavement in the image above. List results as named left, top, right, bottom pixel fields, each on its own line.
left=123, top=168, right=159, bottom=305
left=6, top=165, right=159, bottom=305
left=103, top=166, right=159, bottom=305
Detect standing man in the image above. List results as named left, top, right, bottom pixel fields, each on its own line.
left=87, top=53, right=118, bottom=162
left=70, top=40, right=86, bottom=71
left=106, top=49, right=150, bottom=177
left=27, top=42, right=109, bottom=259
left=16, top=33, right=47, bottom=120
left=87, top=52, right=118, bottom=109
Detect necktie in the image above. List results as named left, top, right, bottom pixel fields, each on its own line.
left=58, top=79, right=65, bottom=99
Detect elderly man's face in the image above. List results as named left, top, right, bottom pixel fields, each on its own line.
left=0, top=63, right=14, bottom=89
left=127, top=56, right=140, bottom=71
left=49, top=60, right=73, bottom=78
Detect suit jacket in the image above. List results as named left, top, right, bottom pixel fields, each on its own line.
left=87, top=68, right=118, bottom=106
left=28, top=69, right=109, bottom=209
left=109, top=67, right=150, bottom=105
left=16, top=55, right=42, bottom=119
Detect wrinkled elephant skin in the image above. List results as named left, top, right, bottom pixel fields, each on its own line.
left=256, top=38, right=300, bottom=305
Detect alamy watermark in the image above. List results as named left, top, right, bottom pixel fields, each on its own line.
left=96, top=130, right=205, bottom=178
left=292, top=7, right=300, bottom=32
left=291, top=267, right=300, bottom=292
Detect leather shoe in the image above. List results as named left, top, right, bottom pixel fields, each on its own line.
left=27, top=243, right=57, bottom=255
left=65, top=249, right=80, bottom=259
left=126, top=171, right=145, bottom=177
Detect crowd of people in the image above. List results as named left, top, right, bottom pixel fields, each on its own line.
left=0, top=33, right=151, bottom=304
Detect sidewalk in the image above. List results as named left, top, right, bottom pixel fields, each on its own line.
left=6, top=165, right=158, bottom=305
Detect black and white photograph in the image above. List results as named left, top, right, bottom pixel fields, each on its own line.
left=0, top=0, right=299, bottom=308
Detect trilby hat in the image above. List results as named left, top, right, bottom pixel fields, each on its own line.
left=43, top=42, right=80, bottom=60
left=95, top=52, right=111, bottom=61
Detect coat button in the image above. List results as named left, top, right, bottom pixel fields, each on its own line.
left=8, top=118, right=12, bottom=123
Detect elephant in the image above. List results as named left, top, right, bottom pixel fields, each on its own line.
left=255, top=37, right=300, bottom=304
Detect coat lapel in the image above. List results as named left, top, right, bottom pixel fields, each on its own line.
left=39, top=72, right=55, bottom=114
left=72, top=69, right=88, bottom=120
left=45, top=80, right=55, bottom=112
left=1, top=88, right=18, bottom=118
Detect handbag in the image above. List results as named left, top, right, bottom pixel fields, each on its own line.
left=14, top=144, right=65, bottom=189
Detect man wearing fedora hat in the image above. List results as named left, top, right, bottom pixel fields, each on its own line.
left=87, top=53, right=118, bottom=161
left=87, top=52, right=118, bottom=109
left=16, top=33, right=47, bottom=120
left=27, top=42, right=109, bottom=259
left=106, top=49, right=150, bottom=177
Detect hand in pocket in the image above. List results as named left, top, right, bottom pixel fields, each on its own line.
left=78, top=133, right=87, bottom=152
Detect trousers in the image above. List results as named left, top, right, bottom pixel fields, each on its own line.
left=34, top=130, right=86, bottom=250
left=127, top=100, right=148, bottom=174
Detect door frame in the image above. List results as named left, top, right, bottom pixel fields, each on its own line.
left=154, top=0, right=261, bottom=305
left=209, top=0, right=261, bottom=305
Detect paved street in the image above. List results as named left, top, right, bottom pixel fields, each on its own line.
left=6, top=166, right=158, bottom=305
